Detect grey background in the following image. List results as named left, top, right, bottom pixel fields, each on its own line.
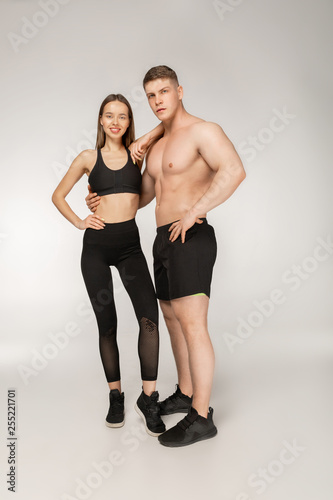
left=1, top=0, right=332, bottom=499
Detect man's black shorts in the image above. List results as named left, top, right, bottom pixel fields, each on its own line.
left=153, top=218, right=217, bottom=301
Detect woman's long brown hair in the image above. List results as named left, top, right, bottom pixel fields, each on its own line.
left=95, top=94, right=135, bottom=149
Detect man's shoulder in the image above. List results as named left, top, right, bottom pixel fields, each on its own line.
left=189, top=120, right=222, bottom=133
left=186, top=120, right=224, bottom=144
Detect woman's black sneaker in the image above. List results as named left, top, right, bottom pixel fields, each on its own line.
left=105, top=389, right=125, bottom=428
left=158, top=406, right=217, bottom=447
left=159, top=384, right=192, bottom=415
left=135, top=390, right=166, bottom=437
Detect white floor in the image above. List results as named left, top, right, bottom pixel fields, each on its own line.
left=1, top=322, right=332, bottom=500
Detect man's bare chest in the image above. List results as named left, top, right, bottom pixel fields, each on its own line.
left=148, top=136, right=199, bottom=180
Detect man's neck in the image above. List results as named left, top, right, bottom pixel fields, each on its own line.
left=162, top=106, right=191, bottom=135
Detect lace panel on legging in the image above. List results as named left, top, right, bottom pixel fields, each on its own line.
left=138, top=317, right=159, bottom=381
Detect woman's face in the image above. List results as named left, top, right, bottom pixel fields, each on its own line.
left=100, top=100, right=130, bottom=140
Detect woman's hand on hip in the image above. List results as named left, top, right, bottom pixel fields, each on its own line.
left=78, top=214, right=105, bottom=230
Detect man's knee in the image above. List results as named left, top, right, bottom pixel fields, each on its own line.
left=171, top=309, right=208, bottom=338
left=159, top=299, right=174, bottom=322
left=180, top=320, right=207, bottom=338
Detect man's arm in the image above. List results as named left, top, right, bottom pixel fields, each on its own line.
left=169, top=122, right=246, bottom=242
left=129, top=123, right=164, bottom=163
left=138, top=167, right=155, bottom=208
left=85, top=184, right=100, bottom=212
left=192, top=122, right=246, bottom=213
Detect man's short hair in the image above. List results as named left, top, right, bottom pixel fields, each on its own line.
left=143, top=65, right=179, bottom=88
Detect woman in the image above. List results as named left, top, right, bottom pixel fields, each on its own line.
left=52, top=94, right=164, bottom=437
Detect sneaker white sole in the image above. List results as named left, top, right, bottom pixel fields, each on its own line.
left=134, top=403, right=165, bottom=437
left=105, top=419, right=125, bottom=428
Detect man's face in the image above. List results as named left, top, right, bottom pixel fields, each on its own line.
left=144, top=78, right=183, bottom=121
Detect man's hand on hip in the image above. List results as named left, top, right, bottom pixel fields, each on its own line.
left=85, top=184, right=101, bottom=212
left=169, top=212, right=203, bottom=243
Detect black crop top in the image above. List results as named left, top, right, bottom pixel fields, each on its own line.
left=88, top=148, right=141, bottom=196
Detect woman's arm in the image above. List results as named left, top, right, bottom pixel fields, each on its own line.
left=52, top=150, right=105, bottom=230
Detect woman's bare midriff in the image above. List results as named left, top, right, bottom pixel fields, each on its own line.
left=95, top=193, right=139, bottom=223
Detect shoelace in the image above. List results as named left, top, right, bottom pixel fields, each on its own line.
left=162, top=388, right=179, bottom=404
left=146, top=396, right=161, bottom=419
left=110, top=397, right=124, bottom=414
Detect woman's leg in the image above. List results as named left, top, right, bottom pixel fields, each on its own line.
left=117, top=249, right=159, bottom=395
left=81, top=237, right=121, bottom=389
left=113, top=221, right=164, bottom=436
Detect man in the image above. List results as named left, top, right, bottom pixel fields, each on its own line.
left=87, top=65, right=246, bottom=447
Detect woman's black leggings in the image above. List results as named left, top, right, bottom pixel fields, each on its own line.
left=81, top=218, right=159, bottom=383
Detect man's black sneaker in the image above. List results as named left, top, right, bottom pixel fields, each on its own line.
left=105, top=389, right=125, bottom=428
left=158, top=406, right=217, bottom=447
left=135, top=390, right=166, bottom=437
left=159, top=384, right=192, bottom=415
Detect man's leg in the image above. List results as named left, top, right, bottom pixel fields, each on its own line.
left=159, top=299, right=192, bottom=397
left=169, top=294, right=214, bottom=417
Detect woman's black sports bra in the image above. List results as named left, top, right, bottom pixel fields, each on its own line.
left=88, top=148, right=141, bottom=196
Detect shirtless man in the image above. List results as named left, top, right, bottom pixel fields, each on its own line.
left=87, top=66, right=246, bottom=447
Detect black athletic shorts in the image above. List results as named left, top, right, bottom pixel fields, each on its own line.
left=153, top=218, right=217, bottom=301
